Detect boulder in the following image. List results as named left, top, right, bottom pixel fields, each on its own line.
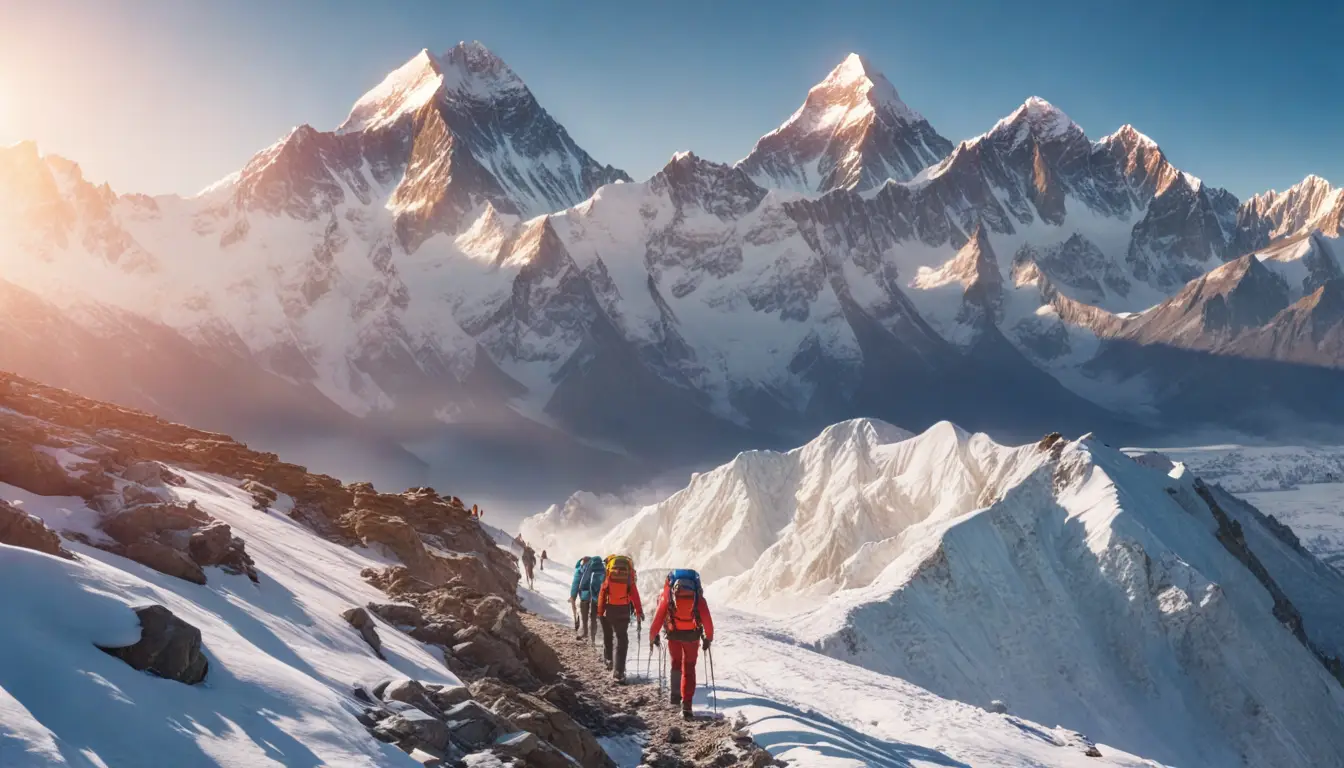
left=0, top=440, right=93, bottom=497
left=364, top=566, right=435, bottom=596
left=367, top=602, right=426, bottom=629
left=430, top=685, right=473, bottom=712
left=520, top=630, right=563, bottom=683
left=342, top=606, right=385, bottom=659
left=373, top=708, right=451, bottom=752
left=410, top=620, right=462, bottom=647
left=382, top=678, right=441, bottom=717
left=99, top=605, right=208, bottom=684
left=187, top=522, right=233, bottom=564
left=120, top=482, right=164, bottom=508
left=123, top=541, right=207, bottom=584
left=470, top=677, right=611, bottom=768
left=0, top=500, right=72, bottom=559
left=241, top=479, right=278, bottom=509
left=494, top=730, right=576, bottom=768
left=452, top=627, right=530, bottom=683
left=442, top=700, right=509, bottom=750
left=122, top=461, right=165, bottom=486
left=101, top=502, right=210, bottom=545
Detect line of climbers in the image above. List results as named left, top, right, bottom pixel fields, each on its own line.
left=570, top=555, right=714, bottom=720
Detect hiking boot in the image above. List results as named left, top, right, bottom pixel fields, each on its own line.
left=670, top=693, right=681, bottom=707
left=613, top=669, right=625, bottom=683
left=603, top=658, right=612, bottom=670
left=681, top=707, right=694, bottom=721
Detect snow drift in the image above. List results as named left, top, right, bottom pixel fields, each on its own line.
left=556, top=419, right=1344, bottom=768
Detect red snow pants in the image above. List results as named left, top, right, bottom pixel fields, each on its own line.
left=668, top=639, right=700, bottom=705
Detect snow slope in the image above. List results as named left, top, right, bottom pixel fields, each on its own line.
left=530, top=420, right=1344, bottom=768
left=0, top=470, right=457, bottom=767
left=525, top=553, right=1157, bottom=768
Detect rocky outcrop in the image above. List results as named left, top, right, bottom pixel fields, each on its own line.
left=342, top=606, right=385, bottom=660
left=354, top=675, right=586, bottom=767
left=0, top=439, right=95, bottom=497
left=99, top=605, right=209, bottom=685
left=470, top=676, right=613, bottom=768
left=99, top=500, right=258, bottom=584
left=0, top=499, right=73, bottom=558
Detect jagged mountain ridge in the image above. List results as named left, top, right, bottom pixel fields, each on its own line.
left=4, top=43, right=1344, bottom=491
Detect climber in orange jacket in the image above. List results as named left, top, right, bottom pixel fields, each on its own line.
left=596, top=555, right=643, bottom=682
left=648, top=569, right=714, bottom=719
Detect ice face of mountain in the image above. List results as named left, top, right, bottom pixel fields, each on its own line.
left=736, top=54, right=953, bottom=194
left=579, top=419, right=1344, bottom=768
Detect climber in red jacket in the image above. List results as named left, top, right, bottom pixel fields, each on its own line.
left=648, top=570, right=714, bottom=719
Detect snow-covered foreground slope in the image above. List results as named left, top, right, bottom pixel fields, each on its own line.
left=0, top=473, right=453, bottom=767
left=526, top=557, right=1157, bottom=767
left=526, top=420, right=1344, bottom=767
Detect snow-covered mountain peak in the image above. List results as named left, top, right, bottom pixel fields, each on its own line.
left=988, top=96, right=1082, bottom=147
left=816, top=52, right=920, bottom=123
left=338, top=49, right=446, bottom=134
left=1242, top=174, right=1344, bottom=241
left=436, top=40, right=528, bottom=101
left=735, top=53, right=952, bottom=194
left=1105, top=123, right=1159, bottom=150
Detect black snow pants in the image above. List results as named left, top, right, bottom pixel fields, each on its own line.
left=602, top=605, right=632, bottom=674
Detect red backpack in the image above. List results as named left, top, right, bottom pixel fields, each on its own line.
left=666, top=569, right=703, bottom=633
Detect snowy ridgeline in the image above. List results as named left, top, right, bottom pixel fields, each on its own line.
left=0, top=472, right=456, bottom=767
left=522, top=419, right=1344, bottom=768
left=1132, top=444, right=1344, bottom=493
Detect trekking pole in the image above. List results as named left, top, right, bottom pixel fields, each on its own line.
left=707, top=645, right=718, bottom=715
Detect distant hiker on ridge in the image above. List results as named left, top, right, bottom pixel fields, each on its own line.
left=520, top=545, right=537, bottom=590
left=596, top=554, right=643, bottom=682
left=569, top=555, right=605, bottom=643
left=650, top=569, right=714, bottom=720
left=539, top=549, right=547, bottom=571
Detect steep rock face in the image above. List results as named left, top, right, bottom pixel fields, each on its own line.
left=1225, top=278, right=1344, bottom=368
left=737, top=54, right=952, bottom=193
left=1116, top=255, right=1292, bottom=347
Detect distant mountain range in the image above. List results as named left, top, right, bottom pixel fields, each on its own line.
left=3, top=41, right=1342, bottom=492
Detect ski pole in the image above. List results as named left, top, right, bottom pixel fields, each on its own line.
left=707, top=645, right=717, bottom=715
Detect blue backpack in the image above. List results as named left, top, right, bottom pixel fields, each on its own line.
left=665, top=569, right=704, bottom=631
left=579, top=555, right=605, bottom=597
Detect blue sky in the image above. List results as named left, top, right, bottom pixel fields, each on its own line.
left=1, top=0, right=1338, bottom=198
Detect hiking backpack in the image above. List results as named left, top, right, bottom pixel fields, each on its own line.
left=581, top=555, right=606, bottom=595
left=603, top=555, right=636, bottom=606
left=665, top=568, right=704, bottom=634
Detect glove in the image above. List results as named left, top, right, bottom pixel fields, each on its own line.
left=637, top=611, right=645, bottom=623
left=651, top=635, right=660, bottom=647
left=702, top=637, right=712, bottom=651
